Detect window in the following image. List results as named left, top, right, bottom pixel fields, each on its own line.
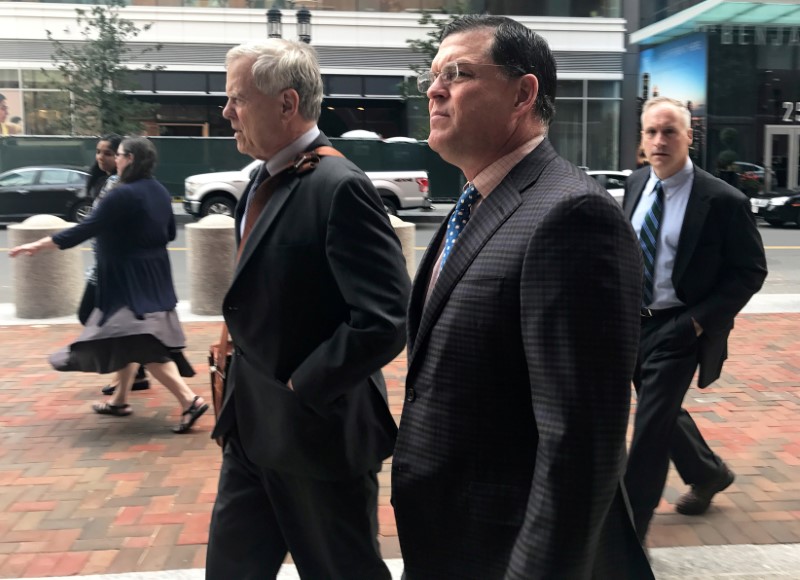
left=0, top=171, right=36, bottom=187
left=551, top=80, right=622, bottom=169
left=22, top=70, right=65, bottom=90
left=606, top=175, right=626, bottom=189
left=328, top=76, right=362, bottom=97
left=156, top=72, right=207, bottom=92
left=39, top=169, right=73, bottom=185
left=0, top=70, right=19, bottom=88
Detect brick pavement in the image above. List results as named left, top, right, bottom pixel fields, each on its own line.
left=0, top=314, right=798, bottom=578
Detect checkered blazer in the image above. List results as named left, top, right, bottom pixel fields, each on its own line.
left=392, top=139, right=653, bottom=579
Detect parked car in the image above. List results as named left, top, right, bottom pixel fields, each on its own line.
left=750, top=191, right=800, bottom=227
left=733, top=161, right=776, bottom=184
left=0, top=166, right=91, bottom=222
left=585, top=169, right=632, bottom=204
left=184, top=161, right=430, bottom=218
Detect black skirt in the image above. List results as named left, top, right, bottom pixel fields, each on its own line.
left=50, top=306, right=195, bottom=377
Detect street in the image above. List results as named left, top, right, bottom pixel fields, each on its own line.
left=1, top=220, right=799, bottom=305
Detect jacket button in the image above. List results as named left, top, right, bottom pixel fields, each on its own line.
left=406, top=387, right=416, bottom=402
left=225, top=305, right=238, bottom=312
left=234, top=347, right=243, bottom=357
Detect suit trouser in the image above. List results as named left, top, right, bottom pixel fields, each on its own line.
left=206, top=434, right=390, bottom=580
left=625, top=308, right=724, bottom=541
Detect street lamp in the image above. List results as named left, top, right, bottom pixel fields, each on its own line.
left=266, top=5, right=283, bottom=39
left=296, top=6, right=311, bottom=44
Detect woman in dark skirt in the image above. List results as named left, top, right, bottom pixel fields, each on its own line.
left=79, top=133, right=151, bottom=395
left=9, top=136, right=208, bottom=434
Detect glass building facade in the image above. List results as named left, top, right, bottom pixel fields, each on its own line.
left=629, top=1, right=800, bottom=192
left=1, top=2, right=626, bottom=170
left=23, top=0, right=621, bottom=18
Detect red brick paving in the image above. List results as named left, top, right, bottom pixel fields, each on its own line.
left=0, top=315, right=798, bottom=576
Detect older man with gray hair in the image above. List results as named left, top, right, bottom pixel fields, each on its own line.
left=205, top=39, right=409, bottom=580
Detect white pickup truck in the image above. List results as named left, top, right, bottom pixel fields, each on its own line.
left=183, top=160, right=430, bottom=218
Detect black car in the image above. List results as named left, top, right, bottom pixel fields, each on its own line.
left=750, top=191, right=800, bottom=227
left=0, top=166, right=91, bottom=223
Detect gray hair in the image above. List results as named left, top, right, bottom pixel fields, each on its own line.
left=226, top=39, right=323, bottom=122
left=641, top=96, right=691, bottom=129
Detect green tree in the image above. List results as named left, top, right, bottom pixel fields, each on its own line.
left=403, top=4, right=466, bottom=139
left=45, top=0, right=162, bottom=136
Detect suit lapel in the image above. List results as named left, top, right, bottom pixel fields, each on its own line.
left=408, top=141, right=558, bottom=365
left=672, top=168, right=710, bottom=286
left=624, top=170, right=649, bottom=220
left=230, top=134, right=332, bottom=285
left=233, top=174, right=300, bottom=281
left=407, top=217, right=449, bottom=354
left=410, top=181, right=522, bottom=363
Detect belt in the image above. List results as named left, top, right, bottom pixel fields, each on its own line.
left=640, top=306, right=686, bottom=319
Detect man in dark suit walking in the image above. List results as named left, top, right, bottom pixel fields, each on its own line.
left=205, top=40, right=410, bottom=579
left=391, top=15, right=653, bottom=579
left=623, top=96, right=767, bottom=541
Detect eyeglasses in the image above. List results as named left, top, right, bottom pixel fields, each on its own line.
left=115, top=152, right=130, bottom=158
left=417, top=61, right=525, bottom=93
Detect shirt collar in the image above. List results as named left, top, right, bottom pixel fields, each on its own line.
left=648, top=157, right=693, bottom=197
left=471, top=135, right=545, bottom=198
left=265, top=125, right=321, bottom=176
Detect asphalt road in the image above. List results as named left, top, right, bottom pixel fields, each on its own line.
left=1, top=219, right=798, bottom=305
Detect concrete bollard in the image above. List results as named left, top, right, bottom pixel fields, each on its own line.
left=186, top=214, right=236, bottom=316
left=8, top=215, right=83, bottom=319
left=389, top=215, right=416, bottom=280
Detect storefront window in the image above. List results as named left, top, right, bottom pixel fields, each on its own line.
left=550, top=99, right=584, bottom=167
left=0, top=70, right=20, bottom=89
left=557, top=80, right=583, bottom=98
left=586, top=100, right=619, bottom=170
left=22, top=70, right=65, bottom=90
left=22, top=91, right=70, bottom=135
left=550, top=80, right=621, bottom=169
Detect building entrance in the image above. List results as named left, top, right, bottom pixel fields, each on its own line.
left=764, top=126, right=800, bottom=193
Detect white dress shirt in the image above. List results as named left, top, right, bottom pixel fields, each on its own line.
left=240, top=125, right=321, bottom=237
left=631, top=158, right=694, bottom=309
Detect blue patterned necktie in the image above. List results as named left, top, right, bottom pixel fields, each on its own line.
left=640, top=180, right=664, bottom=306
left=440, top=184, right=480, bottom=271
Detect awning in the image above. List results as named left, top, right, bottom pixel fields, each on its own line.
left=630, top=0, right=800, bottom=46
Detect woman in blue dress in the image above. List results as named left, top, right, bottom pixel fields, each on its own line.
left=10, top=137, right=208, bottom=434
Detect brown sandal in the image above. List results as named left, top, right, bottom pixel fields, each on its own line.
left=172, top=396, right=208, bottom=434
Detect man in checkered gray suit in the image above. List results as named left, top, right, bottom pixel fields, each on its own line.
left=391, top=15, right=654, bottom=579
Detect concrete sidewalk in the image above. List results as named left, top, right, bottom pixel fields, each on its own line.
left=1, top=306, right=799, bottom=578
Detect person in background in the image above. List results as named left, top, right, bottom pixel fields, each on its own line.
left=9, top=137, right=208, bottom=434
left=77, top=134, right=151, bottom=395
left=391, top=14, right=652, bottom=579
left=623, top=96, right=767, bottom=541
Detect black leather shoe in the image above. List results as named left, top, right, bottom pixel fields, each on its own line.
left=101, top=380, right=150, bottom=396
left=675, top=465, right=735, bottom=515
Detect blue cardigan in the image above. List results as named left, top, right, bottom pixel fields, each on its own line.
left=53, top=177, right=178, bottom=324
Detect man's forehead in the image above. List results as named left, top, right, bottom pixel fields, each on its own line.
left=437, top=30, right=492, bottom=59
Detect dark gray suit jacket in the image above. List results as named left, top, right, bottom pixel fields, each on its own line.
left=212, top=133, right=411, bottom=481
left=392, top=139, right=653, bottom=579
left=623, top=166, right=767, bottom=387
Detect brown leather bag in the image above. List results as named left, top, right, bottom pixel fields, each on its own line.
left=208, top=146, right=345, bottom=447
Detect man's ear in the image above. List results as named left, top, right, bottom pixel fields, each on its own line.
left=515, top=74, right=538, bottom=114
left=281, top=89, right=300, bottom=117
